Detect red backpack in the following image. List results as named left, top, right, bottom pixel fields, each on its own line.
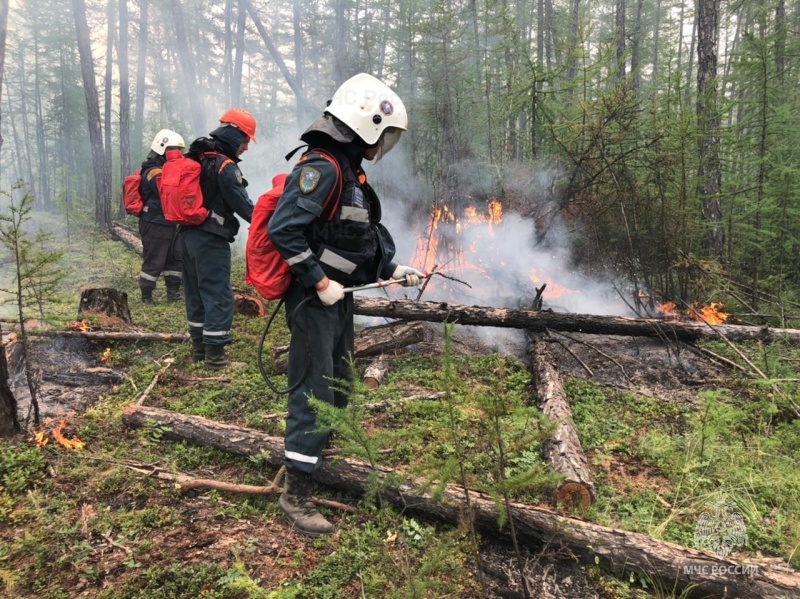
left=245, top=150, right=342, bottom=300
left=159, top=150, right=233, bottom=226
left=122, top=171, right=144, bottom=216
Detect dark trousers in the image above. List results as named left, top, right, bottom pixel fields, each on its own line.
left=283, top=280, right=353, bottom=474
left=178, top=228, right=233, bottom=346
left=139, top=220, right=182, bottom=291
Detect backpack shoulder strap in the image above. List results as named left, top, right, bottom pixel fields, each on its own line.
left=200, top=151, right=235, bottom=175
left=145, top=167, right=163, bottom=182
left=299, top=148, right=344, bottom=221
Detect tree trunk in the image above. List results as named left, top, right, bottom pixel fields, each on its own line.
left=121, top=405, right=800, bottom=599
left=104, top=0, right=115, bottom=194
left=232, top=0, right=245, bottom=107
left=33, top=29, right=50, bottom=209
left=630, top=0, right=644, bottom=92
left=169, top=0, right=205, bottom=137
left=352, top=297, right=800, bottom=344
left=529, top=337, right=595, bottom=510
left=696, top=0, right=724, bottom=258
left=775, top=0, right=786, bottom=84
left=292, top=0, right=304, bottom=124
left=270, top=321, right=426, bottom=375
left=0, top=323, right=20, bottom=437
left=133, top=0, right=148, bottom=156
left=30, top=330, right=190, bottom=342
left=615, top=0, right=626, bottom=80
left=72, top=0, right=111, bottom=228
left=118, top=0, right=132, bottom=218
left=566, top=0, right=580, bottom=83
left=0, top=0, right=8, bottom=164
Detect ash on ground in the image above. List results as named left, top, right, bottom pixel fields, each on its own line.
left=5, top=333, right=124, bottom=425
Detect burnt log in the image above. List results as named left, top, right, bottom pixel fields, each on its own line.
left=234, top=293, right=266, bottom=318
left=79, top=288, right=132, bottom=324
left=354, top=297, right=800, bottom=344
left=122, top=405, right=800, bottom=599
left=363, top=357, right=390, bottom=389
left=270, top=321, right=425, bottom=375
left=529, top=337, right=595, bottom=510
left=0, top=327, right=20, bottom=436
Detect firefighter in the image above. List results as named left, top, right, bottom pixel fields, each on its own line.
left=178, top=109, right=256, bottom=370
left=138, top=129, right=186, bottom=304
left=268, top=73, right=424, bottom=536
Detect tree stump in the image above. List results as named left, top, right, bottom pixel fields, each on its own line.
left=78, top=288, right=132, bottom=324
left=363, top=357, right=390, bottom=389
left=234, top=293, right=266, bottom=317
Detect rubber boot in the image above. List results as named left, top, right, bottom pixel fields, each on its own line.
left=204, top=344, right=230, bottom=371
left=279, top=469, right=335, bottom=537
left=166, top=284, right=182, bottom=303
left=191, top=338, right=205, bottom=363
left=141, top=288, right=154, bottom=305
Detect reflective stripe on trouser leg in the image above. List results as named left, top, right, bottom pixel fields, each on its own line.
left=139, top=220, right=179, bottom=290
left=283, top=281, right=354, bottom=474
left=180, top=228, right=233, bottom=346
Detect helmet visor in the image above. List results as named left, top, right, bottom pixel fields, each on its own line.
left=369, top=127, right=403, bottom=163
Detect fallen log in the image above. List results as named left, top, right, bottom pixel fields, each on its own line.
left=110, top=222, right=143, bottom=255
left=122, top=405, right=800, bottom=599
left=353, top=297, right=800, bottom=344
left=270, top=321, right=425, bottom=375
left=363, top=357, right=390, bottom=389
left=27, top=330, right=190, bottom=342
left=529, top=337, right=595, bottom=511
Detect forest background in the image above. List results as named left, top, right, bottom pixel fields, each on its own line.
left=1, top=0, right=798, bottom=317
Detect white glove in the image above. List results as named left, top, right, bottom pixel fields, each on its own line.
left=392, top=265, right=425, bottom=287
left=316, top=278, right=345, bottom=306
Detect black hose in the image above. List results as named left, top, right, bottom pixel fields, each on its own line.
left=256, top=295, right=314, bottom=395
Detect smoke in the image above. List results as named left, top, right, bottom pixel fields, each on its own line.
left=369, top=151, right=633, bottom=316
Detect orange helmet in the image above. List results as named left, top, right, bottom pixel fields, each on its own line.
left=219, top=108, right=257, bottom=143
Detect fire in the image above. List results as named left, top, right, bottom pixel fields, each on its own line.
left=692, top=302, right=729, bottom=325
left=100, top=347, right=112, bottom=363
left=69, top=320, right=92, bottom=332
left=529, top=273, right=579, bottom=299
left=658, top=302, right=680, bottom=319
left=658, top=301, right=729, bottom=324
left=30, top=431, right=48, bottom=448
left=51, top=420, right=85, bottom=451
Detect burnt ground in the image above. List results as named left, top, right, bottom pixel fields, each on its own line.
left=3, top=322, right=734, bottom=598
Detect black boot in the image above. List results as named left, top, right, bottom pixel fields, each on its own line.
left=279, top=469, right=335, bottom=537
left=204, top=344, right=231, bottom=371
left=191, top=338, right=205, bottom=363
left=166, top=285, right=182, bottom=303
left=141, top=288, right=154, bottom=305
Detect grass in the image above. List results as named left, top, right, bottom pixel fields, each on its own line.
left=1, top=215, right=799, bottom=597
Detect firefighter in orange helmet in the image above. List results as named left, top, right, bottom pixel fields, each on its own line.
left=177, top=109, right=256, bottom=370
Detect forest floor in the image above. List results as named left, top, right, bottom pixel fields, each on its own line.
left=1, top=217, right=799, bottom=598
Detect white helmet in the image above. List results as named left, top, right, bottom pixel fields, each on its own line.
left=325, top=73, right=408, bottom=157
left=150, top=129, right=185, bottom=155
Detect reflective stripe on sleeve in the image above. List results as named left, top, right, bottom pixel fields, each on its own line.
left=162, top=270, right=182, bottom=278
left=286, top=248, right=313, bottom=266
left=188, top=321, right=204, bottom=328
left=139, top=271, right=158, bottom=282
left=284, top=451, right=319, bottom=465
left=319, top=249, right=357, bottom=274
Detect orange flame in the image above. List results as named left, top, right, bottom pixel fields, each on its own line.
left=100, top=347, right=112, bottom=363
left=658, top=302, right=680, bottom=319
left=30, top=431, right=48, bottom=448
left=692, top=302, right=729, bottom=325
left=52, top=420, right=85, bottom=451
left=70, top=320, right=92, bottom=332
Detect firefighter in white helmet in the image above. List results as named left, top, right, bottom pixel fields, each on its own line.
left=137, top=129, right=186, bottom=305
left=268, top=73, right=424, bottom=536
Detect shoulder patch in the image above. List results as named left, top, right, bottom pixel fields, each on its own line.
left=299, top=166, right=321, bottom=194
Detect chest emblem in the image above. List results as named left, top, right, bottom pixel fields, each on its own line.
left=299, top=166, right=321, bottom=194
